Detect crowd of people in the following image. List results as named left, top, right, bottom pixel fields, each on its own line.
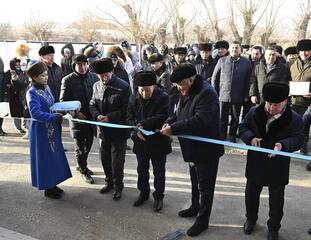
left=0, top=38, right=311, bottom=239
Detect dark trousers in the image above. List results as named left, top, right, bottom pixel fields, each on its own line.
left=189, top=158, right=219, bottom=223
left=245, top=180, right=285, bottom=231
left=0, top=118, right=3, bottom=130
left=136, top=153, right=166, bottom=200
left=74, top=132, right=94, bottom=171
left=220, top=102, right=242, bottom=139
left=99, top=138, right=126, bottom=191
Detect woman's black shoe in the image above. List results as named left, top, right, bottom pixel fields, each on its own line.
left=44, top=188, right=62, bottom=199
left=54, top=186, right=64, bottom=194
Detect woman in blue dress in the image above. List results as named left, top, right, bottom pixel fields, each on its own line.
left=26, top=61, right=72, bottom=199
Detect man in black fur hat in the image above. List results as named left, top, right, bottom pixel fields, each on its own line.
left=127, top=71, right=171, bottom=212
left=161, top=64, right=224, bottom=237
left=89, top=58, right=131, bottom=200
left=240, top=82, right=304, bottom=240
left=284, top=46, right=298, bottom=66
left=194, top=43, right=216, bottom=84
left=38, top=45, right=63, bottom=102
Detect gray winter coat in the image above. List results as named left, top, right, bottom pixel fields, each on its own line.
left=212, top=55, right=252, bottom=103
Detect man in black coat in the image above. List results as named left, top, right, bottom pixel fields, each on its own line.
left=161, top=64, right=224, bottom=237
left=127, top=71, right=171, bottom=212
left=39, top=45, right=63, bottom=102
left=239, top=82, right=304, bottom=240
left=89, top=58, right=131, bottom=200
left=60, top=54, right=99, bottom=184
left=194, top=43, right=216, bottom=84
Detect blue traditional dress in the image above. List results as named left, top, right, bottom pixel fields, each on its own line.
left=26, top=85, right=72, bottom=190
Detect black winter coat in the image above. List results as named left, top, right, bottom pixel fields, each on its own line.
left=60, top=71, right=99, bottom=138
left=249, top=59, right=291, bottom=102
left=89, top=75, right=131, bottom=141
left=239, top=104, right=304, bottom=186
left=5, top=70, right=29, bottom=117
left=167, top=75, right=224, bottom=163
left=114, top=63, right=130, bottom=85
left=127, top=87, right=172, bottom=156
left=47, top=63, right=64, bottom=102
left=194, top=55, right=216, bottom=83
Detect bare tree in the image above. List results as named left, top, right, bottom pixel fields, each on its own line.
left=199, top=0, right=223, bottom=41
left=0, top=23, right=13, bottom=40
left=260, top=0, right=283, bottom=47
left=295, top=0, right=311, bottom=40
left=99, top=0, right=170, bottom=46
left=164, top=0, right=195, bottom=46
left=24, top=14, right=55, bottom=41
left=76, top=10, right=103, bottom=42
left=228, top=0, right=271, bottom=44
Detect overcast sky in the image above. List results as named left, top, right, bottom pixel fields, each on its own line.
left=0, top=0, right=304, bottom=27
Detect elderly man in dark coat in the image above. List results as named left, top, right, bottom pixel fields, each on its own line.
left=239, top=82, right=304, bottom=240
left=127, top=71, right=171, bottom=212
left=89, top=58, right=131, bottom=201
left=161, top=64, right=224, bottom=237
left=60, top=54, right=99, bottom=184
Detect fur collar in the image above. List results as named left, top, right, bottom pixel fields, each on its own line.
left=253, top=103, right=292, bottom=139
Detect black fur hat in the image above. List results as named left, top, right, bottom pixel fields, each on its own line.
left=38, top=45, right=55, bottom=56
left=198, top=43, right=212, bottom=51
left=214, top=40, right=229, bottom=50
left=262, top=82, right=289, bottom=103
left=284, top=46, right=297, bottom=56
left=170, top=63, right=196, bottom=83
left=174, top=47, right=187, bottom=55
left=296, top=39, right=311, bottom=51
left=148, top=53, right=164, bottom=64
left=92, top=58, right=114, bottom=74
left=134, top=71, right=156, bottom=86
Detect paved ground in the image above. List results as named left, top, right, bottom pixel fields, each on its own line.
left=0, top=118, right=310, bottom=240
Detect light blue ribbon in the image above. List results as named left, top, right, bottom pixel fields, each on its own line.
left=67, top=117, right=311, bottom=162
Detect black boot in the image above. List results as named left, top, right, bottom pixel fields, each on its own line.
left=178, top=205, right=199, bottom=218
left=99, top=181, right=113, bottom=194
left=44, top=188, right=61, bottom=199
left=308, top=228, right=311, bottom=235
left=113, top=190, right=122, bottom=201
left=306, top=162, right=311, bottom=171
left=243, top=219, right=256, bottom=234
left=267, top=230, right=278, bottom=240
left=153, top=199, right=163, bottom=212
left=186, top=219, right=209, bottom=237
left=133, top=194, right=149, bottom=207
